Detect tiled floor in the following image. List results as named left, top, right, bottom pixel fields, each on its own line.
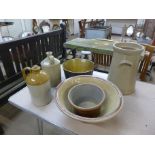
left=0, top=34, right=155, bottom=135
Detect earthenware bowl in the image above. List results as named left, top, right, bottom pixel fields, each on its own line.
left=56, top=76, right=124, bottom=123
left=68, top=83, right=106, bottom=117
left=63, top=58, right=94, bottom=78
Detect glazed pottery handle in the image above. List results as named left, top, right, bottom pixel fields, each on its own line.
left=22, top=67, right=31, bottom=80
left=119, top=60, right=133, bottom=67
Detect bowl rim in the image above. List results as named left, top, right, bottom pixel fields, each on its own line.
left=113, top=42, right=144, bottom=55
left=62, top=58, right=94, bottom=74
left=68, top=83, right=106, bottom=111
left=55, top=75, right=124, bottom=123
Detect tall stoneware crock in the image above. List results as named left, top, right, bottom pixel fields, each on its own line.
left=41, top=52, right=61, bottom=87
left=108, top=42, right=144, bottom=95
left=22, top=65, right=52, bottom=106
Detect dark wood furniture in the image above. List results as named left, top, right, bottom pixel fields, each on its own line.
left=92, top=53, right=112, bottom=72
left=0, top=27, right=66, bottom=103
left=79, top=19, right=87, bottom=38
left=78, top=19, right=108, bottom=38
left=139, top=44, right=155, bottom=81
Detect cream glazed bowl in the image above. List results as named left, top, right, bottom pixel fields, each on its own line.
left=56, top=75, right=124, bottom=123
left=68, top=83, right=106, bottom=117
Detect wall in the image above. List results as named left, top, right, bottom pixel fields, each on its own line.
left=0, top=19, right=143, bottom=38
left=0, top=19, right=75, bottom=38
left=0, top=19, right=33, bottom=38
left=73, top=19, right=140, bottom=36
left=106, top=19, right=138, bottom=35
left=74, top=19, right=80, bottom=35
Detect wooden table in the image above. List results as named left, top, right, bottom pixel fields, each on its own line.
left=8, top=69, right=155, bottom=135
left=64, top=38, right=114, bottom=57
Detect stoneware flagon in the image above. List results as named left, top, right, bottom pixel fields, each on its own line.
left=108, top=42, right=144, bottom=95
left=22, top=65, right=52, bottom=106
left=41, top=51, right=61, bottom=87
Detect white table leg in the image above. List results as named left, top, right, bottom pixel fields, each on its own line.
left=37, top=118, right=43, bottom=135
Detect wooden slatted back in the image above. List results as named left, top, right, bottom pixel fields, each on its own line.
left=92, top=53, right=112, bottom=68
left=0, top=28, right=66, bottom=89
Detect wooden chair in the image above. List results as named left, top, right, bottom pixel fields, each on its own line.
left=138, top=44, right=155, bottom=81
left=150, top=55, right=155, bottom=71
left=79, top=19, right=106, bottom=38
left=79, top=19, right=87, bottom=38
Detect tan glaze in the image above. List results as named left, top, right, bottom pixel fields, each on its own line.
left=63, top=58, right=94, bottom=78
left=22, top=65, right=49, bottom=86
left=74, top=108, right=100, bottom=118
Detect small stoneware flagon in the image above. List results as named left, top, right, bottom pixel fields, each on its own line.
left=22, top=65, right=52, bottom=106
left=41, top=51, right=61, bottom=87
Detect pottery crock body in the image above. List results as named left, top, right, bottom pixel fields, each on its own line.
left=41, top=52, right=61, bottom=87
left=63, top=58, right=94, bottom=78
left=22, top=65, right=52, bottom=106
left=108, top=42, right=144, bottom=95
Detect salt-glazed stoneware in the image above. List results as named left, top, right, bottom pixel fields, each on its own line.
left=63, top=58, right=94, bottom=78
left=108, top=42, right=144, bottom=95
left=56, top=76, right=123, bottom=123
left=22, top=65, right=52, bottom=106
left=41, top=51, right=61, bottom=87
left=68, top=83, right=106, bottom=117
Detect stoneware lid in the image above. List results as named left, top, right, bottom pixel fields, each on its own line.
left=41, top=51, right=60, bottom=67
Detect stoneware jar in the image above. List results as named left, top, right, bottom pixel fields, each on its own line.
left=22, top=65, right=52, bottom=106
left=108, top=42, right=144, bottom=95
left=41, top=52, right=61, bottom=87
